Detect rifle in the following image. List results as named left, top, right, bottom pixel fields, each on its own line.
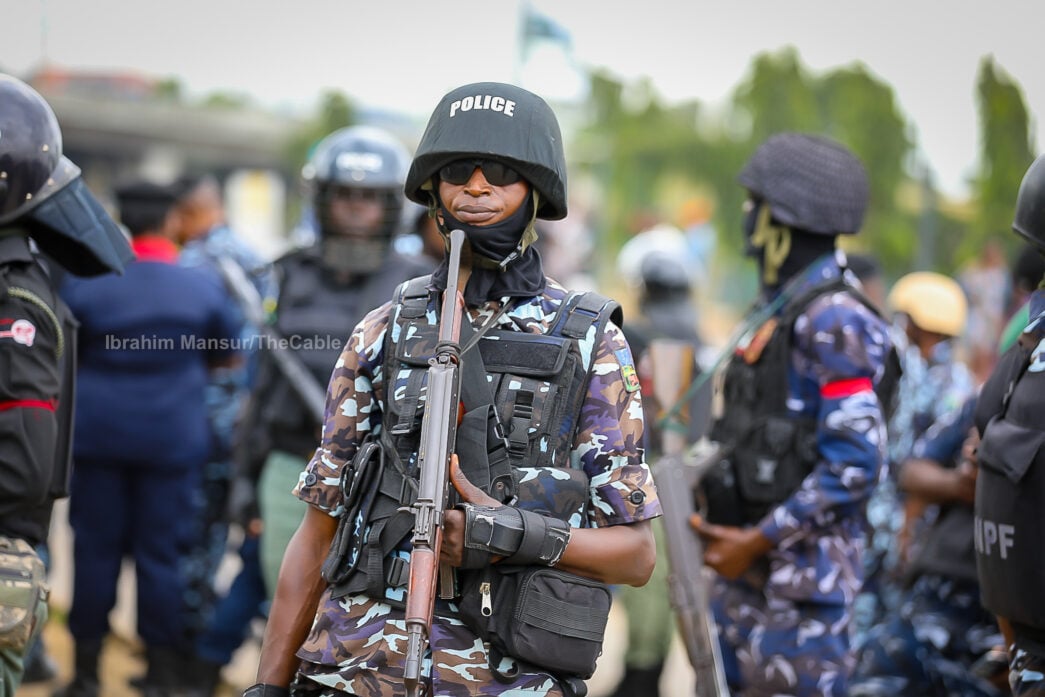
left=403, top=229, right=466, bottom=697
left=648, top=339, right=730, bottom=696
left=214, top=256, right=327, bottom=424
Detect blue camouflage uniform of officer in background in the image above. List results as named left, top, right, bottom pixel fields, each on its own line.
left=851, top=396, right=1006, bottom=697
left=857, top=272, right=976, bottom=644
left=692, top=133, right=895, bottom=697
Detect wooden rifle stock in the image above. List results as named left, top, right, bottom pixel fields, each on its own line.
left=648, top=339, right=730, bottom=696
left=403, top=229, right=466, bottom=697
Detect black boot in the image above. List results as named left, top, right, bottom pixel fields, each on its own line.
left=52, top=638, right=103, bottom=697
left=141, top=646, right=194, bottom=697
left=607, top=663, right=665, bottom=697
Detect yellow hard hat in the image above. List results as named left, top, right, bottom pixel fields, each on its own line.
left=887, top=271, right=968, bottom=337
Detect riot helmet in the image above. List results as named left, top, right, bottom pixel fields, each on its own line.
left=739, top=132, right=868, bottom=286
left=1013, top=153, right=1045, bottom=253
left=0, top=74, right=132, bottom=276
left=405, top=82, right=567, bottom=222
left=887, top=271, right=968, bottom=338
left=739, top=132, right=868, bottom=236
left=302, top=125, right=411, bottom=274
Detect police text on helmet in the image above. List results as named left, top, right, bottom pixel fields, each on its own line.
left=449, top=95, right=516, bottom=118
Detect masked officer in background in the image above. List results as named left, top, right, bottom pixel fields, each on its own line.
left=246, top=81, right=658, bottom=697
left=0, top=73, right=132, bottom=691
left=236, top=125, right=433, bottom=599
left=691, top=133, right=895, bottom=696
left=973, top=152, right=1045, bottom=696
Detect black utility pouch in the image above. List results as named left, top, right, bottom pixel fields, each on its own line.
left=458, top=564, right=611, bottom=681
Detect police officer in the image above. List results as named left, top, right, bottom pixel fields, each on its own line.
left=237, top=125, right=433, bottom=598
left=850, top=396, right=1006, bottom=697
left=973, top=152, right=1045, bottom=696
left=59, top=179, right=243, bottom=697
left=0, top=74, right=131, bottom=691
left=857, top=271, right=976, bottom=643
left=245, top=82, right=659, bottom=697
left=690, top=132, right=895, bottom=696
left=611, top=250, right=706, bottom=697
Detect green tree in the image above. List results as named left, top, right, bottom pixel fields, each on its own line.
left=817, top=63, right=914, bottom=272
left=285, top=89, right=357, bottom=174
left=732, top=47, right=820, bottom=144
left=973, top=55, right=1035, bottom=259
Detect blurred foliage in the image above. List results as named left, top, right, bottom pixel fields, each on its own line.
left=972, top=56, right=1035, bottom=260
left=573, top=47, right=1035, bottom=293
left=284, top=90, right=357, bottom=175
left=279, top=90, right=357, bottom=229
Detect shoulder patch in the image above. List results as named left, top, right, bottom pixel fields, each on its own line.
left=0, top=318, right=36, bottom=347
left=615, top=347, right=641, bottom=392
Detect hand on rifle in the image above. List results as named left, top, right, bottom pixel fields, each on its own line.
left=689, top=514, right=772, bottom=580
left=441, top=455, right=504, bottom=567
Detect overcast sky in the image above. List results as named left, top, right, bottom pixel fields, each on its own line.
left=3, top=0, right=1042, bottom=198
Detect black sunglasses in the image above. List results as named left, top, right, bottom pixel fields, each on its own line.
left=438, top=159, right=522, bottom=187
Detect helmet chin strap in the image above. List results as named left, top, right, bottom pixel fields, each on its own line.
left=750, top=205, right=792, bottom=286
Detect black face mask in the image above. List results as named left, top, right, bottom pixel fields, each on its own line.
left=743, top=199, right=837, bottom=291
left=431, top=197, right=545, bottom=304
left=438, top=198, right=532, bottom=268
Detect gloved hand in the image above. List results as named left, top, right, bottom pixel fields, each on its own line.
left=441, top=456, right=571, bottom=569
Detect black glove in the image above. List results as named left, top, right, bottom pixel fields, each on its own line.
left=459, top=503, right=571, bottom=568
left=243, top=683, right=290, bottom=697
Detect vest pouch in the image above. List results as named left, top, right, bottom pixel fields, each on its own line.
left=734, top=416, right=815, bottom=507
left=977, top=414, right=1045, bottom=484
left=457, top=564, right=611, bottom=681
left=974, top=415, right=1045, bottom=627
left=906, top=506, right=977, bottom=585
left=0, top=536, right=47, bottom=651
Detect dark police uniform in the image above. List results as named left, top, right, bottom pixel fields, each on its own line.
left=242, top=246, right=431, bottom=595
left=0, top=232, right=75, bottom=693
left=0, top=233, right=75, bottom=548
left=974, top=290, right=1045, bottom=696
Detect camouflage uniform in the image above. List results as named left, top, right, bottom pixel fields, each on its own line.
left=857, top=335, right=976, bottom=643
left=851, top=398, right=1004, bottom=697
left=290, top=278, right=660, bottom=696
left=1010, top=648, right=1045, bottom=696
left=714, top=256, right=891, bottom=697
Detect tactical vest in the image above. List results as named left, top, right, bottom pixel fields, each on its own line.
left=0, top=235, right=77, bottom=545
left=703, top=278, right=898, bottom=527
left=261, top=250, right=429, bottom=454
left=974, top=328, right=1045, bottom=647
left=325, top=276, right=622, bottom=600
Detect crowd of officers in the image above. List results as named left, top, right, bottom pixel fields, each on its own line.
left=2, top=71, right=1045, bottom=697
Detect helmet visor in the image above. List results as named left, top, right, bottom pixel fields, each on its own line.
left=0, top=156, right=82, bottom=226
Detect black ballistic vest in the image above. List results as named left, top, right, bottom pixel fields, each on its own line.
left=703, top=278, right=897, bottom=526
left=260, top=249, right=429, bottom=454
left=974, top=327, right=1045, bottom=647
left=326, top=276, right=621, bottom=599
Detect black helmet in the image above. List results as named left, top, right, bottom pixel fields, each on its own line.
left=639, top=250, right=692, bottom=295
left=0, top=74, right=132, bottom=276
left=405, top=82, right=567, bottom=220
left=738, top=132, right=868, bottom=236
left=1013, top=153, right=1045, bottom=252
left=0, top=74, right=77, bottom=225
left=303, top=125, right=411, bottom=239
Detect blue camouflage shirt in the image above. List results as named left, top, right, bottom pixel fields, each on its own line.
left=749, top=254, right=892, bottom=605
